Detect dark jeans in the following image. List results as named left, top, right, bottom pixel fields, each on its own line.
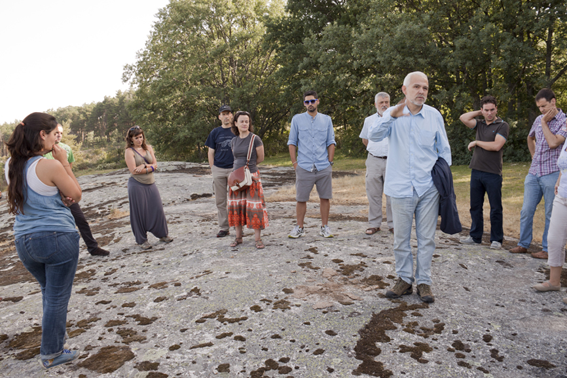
left=69, top=203, right=98, bottom=252
left=469, top=169, right=503, bottom=243
left=15, top=231, right=79, bottom=358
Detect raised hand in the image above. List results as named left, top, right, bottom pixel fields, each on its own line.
left=51, top=144, right=68, bottom=165
left=390, top=98, right=407, bottom=118
left=542, top=107, right=558, bottom=123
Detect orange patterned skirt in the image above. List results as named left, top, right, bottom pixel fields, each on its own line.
left=228, top=171, right=269, bottom=230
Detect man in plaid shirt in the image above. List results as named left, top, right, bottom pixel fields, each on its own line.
left=510, top=88, right=567, bottom=259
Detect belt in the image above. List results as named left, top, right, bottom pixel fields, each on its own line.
left=369, top=153, right=387, bottom=159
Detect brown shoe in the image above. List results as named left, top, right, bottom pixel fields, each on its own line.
left=531, top=251, right=548, bottom=259
left=509, top=246, right=528, bottom=254
left=89, top=247, right=110, bottom=256
left=385, top=278, right=412, bottom=298
left=417, top=284, right=435, bottom=303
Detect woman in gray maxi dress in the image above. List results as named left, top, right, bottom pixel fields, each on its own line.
left=124, top=126, right=172, bottom=249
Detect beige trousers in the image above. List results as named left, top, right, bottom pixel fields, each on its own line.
left=212, top=165, right=232, bottom=231
left=365, top=154, right=393, bottom=229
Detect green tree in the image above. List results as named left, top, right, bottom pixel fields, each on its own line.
left=267, top=0, right=567, bottom=163
left=124, top=0, right=286, bottom=159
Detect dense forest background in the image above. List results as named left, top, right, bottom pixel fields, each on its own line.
left=2, top=0, right=566, bottom=170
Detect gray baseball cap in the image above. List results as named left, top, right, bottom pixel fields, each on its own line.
left=219, top=105, right=232, bottom=114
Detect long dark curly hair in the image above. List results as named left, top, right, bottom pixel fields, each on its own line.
left=5, top=112, right=58, bottom=215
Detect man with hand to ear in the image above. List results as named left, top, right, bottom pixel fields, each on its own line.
left=44, top=124, right=110, bottom=257
left=459, top=95, right=509, bottom=250
left=368, top=71, right=452, bottom=304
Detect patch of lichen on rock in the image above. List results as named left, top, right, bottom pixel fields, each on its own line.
left=78, top=345, right=134, bottom=373
left=135, top=361, right=159, bottom=371
left=352, top=301, right=429, bottom=377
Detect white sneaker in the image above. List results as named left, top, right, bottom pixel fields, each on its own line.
left=320, top=225, right=333, bottom=238
left=288, top=225, right=305, bottom=239
left=490, top=241, right=502, bottom=249
left=461, top=236, right=477, bottom=245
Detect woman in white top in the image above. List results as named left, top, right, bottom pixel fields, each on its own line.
left=5, top=112, right=82, bottom=369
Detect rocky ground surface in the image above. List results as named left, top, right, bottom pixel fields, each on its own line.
left=0, top=162, right=566, bottom=378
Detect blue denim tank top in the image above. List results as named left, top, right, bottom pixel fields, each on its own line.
left=13, top=156, right=77, bottom=237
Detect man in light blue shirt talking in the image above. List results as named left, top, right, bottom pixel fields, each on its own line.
left=288, top=90, right=336, bottom=239
left=368, top=71, right=451, bottom=303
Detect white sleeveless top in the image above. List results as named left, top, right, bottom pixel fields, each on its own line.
left=5, top=158, right=59, bottom=196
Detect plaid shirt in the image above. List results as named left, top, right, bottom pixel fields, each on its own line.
left=528, top=109, right=567, bottom=177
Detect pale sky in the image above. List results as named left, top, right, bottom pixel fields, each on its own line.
left=0, top=0, right=170, bottom=125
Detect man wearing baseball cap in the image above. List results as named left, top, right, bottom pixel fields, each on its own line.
left=205, top=105, right=235, bottom=237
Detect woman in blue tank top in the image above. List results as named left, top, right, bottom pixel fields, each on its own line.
left=5, top=112, right=82, bottom=370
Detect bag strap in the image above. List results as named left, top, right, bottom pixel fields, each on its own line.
left=131, top=147, right=150, bottom=164
left=245, top=134, right=256, bottom=167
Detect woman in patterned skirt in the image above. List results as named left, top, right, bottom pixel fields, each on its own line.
left=228, top=111, right=269, bottom=249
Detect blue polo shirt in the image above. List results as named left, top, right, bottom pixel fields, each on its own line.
left=287, top=112, right=336, bottom=171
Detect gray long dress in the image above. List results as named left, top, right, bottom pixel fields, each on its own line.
left=127, top=148, right=168, bottom=244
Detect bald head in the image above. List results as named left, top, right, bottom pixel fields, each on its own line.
left=403, top=71, right=428, bottom=87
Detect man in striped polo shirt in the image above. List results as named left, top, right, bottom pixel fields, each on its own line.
left=509, top=88, right=567, bottom=259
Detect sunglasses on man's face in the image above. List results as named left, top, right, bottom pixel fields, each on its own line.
left=304, top=99, right=317, bottom=105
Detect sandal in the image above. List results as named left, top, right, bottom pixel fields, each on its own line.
left=365, top=227, right=380, bottom=235
left=255, top=239, right=265, bottom=249
left=230, top=237, right=243, bottom=247
left=533, top=281, right=561, bottom=292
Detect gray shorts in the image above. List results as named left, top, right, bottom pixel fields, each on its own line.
left=295, top=165, right=333, bottom=202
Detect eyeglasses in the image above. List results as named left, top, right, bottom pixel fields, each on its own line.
left=304, top=99, right=318, bottom=105
left=129, top=126, right=141, bottom=132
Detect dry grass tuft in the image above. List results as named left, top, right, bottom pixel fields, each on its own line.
left=108, top=208, right=129, bottom=219
left=266, top=171, right=367, bottom=205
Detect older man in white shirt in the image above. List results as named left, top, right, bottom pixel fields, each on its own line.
left=359, top=92, right=393, bottom=235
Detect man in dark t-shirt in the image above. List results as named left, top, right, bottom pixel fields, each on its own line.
left=459, top=95, right=510, bottom=249
left=205, top=105, right=235, bottom=237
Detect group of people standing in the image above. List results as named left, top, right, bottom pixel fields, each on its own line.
left=2, top=116, right=174, bottom=369
left=207, top=73, right=567, bottom=306
left=3, top=71, right=566, bottom=370
left=206, top=94, right=337, bottom=249
left=358, top=77, right=567, bottom=305
left=205, top=107, right=269, bottom=248
left=455, top=88, right=567, bottom=302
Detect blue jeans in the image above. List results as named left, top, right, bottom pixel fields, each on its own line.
left=469, top=169, right=503, bottom=243
left=518, top=172, right=559, bottom=251
left=15, top=231, right=79, bottom=359
left=390, top=184, right=440, bottom=286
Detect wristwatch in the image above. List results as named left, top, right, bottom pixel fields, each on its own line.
left=329, top=161, right=334, bottom=166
